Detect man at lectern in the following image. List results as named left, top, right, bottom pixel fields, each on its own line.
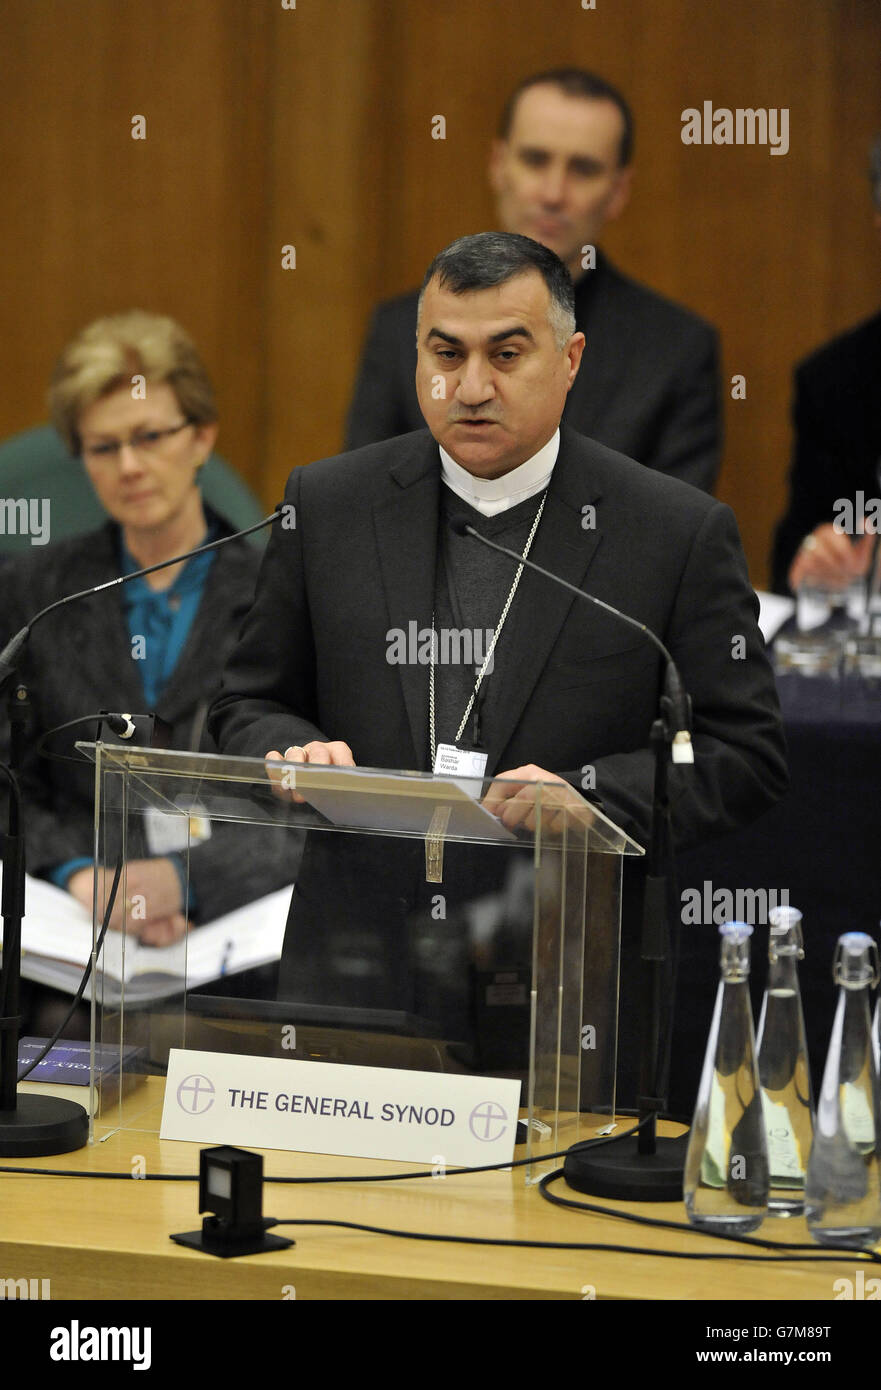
left=209, top=233, right=787, bottom=1082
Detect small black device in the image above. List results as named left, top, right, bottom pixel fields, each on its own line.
left=170, top=1145, right=294, bottom=1258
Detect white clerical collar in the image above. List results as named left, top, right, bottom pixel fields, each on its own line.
left=439, top=429, right=560, bottom=517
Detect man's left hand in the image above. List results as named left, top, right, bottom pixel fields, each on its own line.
left=482, top=765, right=592, bottom=835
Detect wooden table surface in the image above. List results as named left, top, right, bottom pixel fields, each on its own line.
left=0, top=1080, right=868, bottom=1300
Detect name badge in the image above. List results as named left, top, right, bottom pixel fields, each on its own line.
left=145, top=802, right=212, bottom=856
left=433, top=743, right=488, bottom=781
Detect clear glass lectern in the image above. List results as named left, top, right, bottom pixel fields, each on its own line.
left=77, top=743, right=643, bottom=1177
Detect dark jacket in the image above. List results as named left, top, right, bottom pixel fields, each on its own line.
left=345, top=253, right=722, bottom=494
left=207, top=425, right=787, bottom=1067
left=0, top=513, right=298, bottom=922
left=771, top=309, right=881, bottom=593
left=210, top=426, right=785, bottom=847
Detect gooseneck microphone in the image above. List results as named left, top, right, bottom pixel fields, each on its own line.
left=865, top=459, right=881, bottom=624
left=0, top=509, right=282, bottom=688
left=453, top=512, right=695, bottom=1200
left=450, top=517, right=694, bottom=763
left=102, top=712, right=138, bottom=739
left=0, top=507, right=281, bottom=1156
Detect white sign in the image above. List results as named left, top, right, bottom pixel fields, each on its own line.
left=161, top=1049, right=521, bottom=1167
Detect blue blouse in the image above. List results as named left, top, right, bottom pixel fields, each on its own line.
left=47, top=526, right=217, bottom=891
left=120, top=528, right=217, bottom=707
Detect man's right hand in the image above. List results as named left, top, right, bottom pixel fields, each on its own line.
left=265, top=741, right=356, bottom=803
left=788, top=523, right=875, bottom=592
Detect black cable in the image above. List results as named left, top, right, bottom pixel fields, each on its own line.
left=0, top=761, right=23, bottom=818
left=0, top=761, right=24, bottom=1025
left=15, top=851, right=122, bottom=1081
left=12, top=511, right=281, bottom=645
left=537, top=1167, right=881, bottom=1263
left=0, top=1166, right=194, bottom=1180
left=1, top=1112, right=876, bottom=1263
left=264, top=1213, right=876, bottom=1263
left=35, top=714, right=118, bottom=768
left=0, top=1158, right=870, bottom=1263
left=0, top=1125, right=641, bottom=1183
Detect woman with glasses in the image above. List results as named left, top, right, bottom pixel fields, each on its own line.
left=0, top=311, right=295, bottom=1028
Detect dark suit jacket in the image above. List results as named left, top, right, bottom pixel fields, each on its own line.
left=771, top=310, right=881, bottom=594
left=208, top=426, right=787, bottom=1082
left=345, top=253, right=722, bottom=494
left=0, top=515, right=297, bottom=923
left=210, top=426, right=785, bottom=849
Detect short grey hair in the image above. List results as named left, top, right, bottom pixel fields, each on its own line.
left=416, top=232, right=577, bottom=350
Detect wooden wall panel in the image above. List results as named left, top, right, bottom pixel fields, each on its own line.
left=2, top=0, right=879, bottom=585
left=346, top=0, right=881, bottom=585
left=0, top=0, right=271, bottom=491
left=261, top=0, right=386, bottom=486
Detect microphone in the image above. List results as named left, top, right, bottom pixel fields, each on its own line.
left=450, top=517, right=694, bottom=763
left=454, top=512, right=694, bottom=1198
left=102, top=713, right=137, bottom=739
left=0, top=508, right=282, bottom=693
left=865, top=459, right=881, bottom=626
left=0, top=505, right=281, bottom=1156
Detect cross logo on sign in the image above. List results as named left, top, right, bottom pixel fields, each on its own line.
left=177, top=1073, right=215, bottom=1114
left=468, top=1101, right=508, bottom=1142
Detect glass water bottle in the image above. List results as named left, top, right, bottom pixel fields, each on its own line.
left=756, top=906, right=815, bottom=1215
left=684, top=922, right=769, bottom=1233
left=805, top=932, right=881, bottom=1248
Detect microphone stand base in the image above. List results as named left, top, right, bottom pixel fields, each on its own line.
left=563, top=1131, right=689, bottom=1202
left=0, top=1093, right=89, bottom=1157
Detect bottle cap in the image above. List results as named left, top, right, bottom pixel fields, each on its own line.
left=718, top=920, right=753, bottom=939
left=719, top=920, right=752, bottom=980
left=833, top=932, right=880, bottom=989
left=768, top=905, right=804, bottom=959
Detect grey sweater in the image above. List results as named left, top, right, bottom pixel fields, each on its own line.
left=432, top=486, right=546, bottom=757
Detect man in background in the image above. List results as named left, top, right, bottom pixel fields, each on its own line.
left=346, top=67, right=721, bottom=494
left=771, top=133, right=881, bottom=595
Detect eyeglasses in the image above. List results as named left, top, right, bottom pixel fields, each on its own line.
left=81, top=419, right=193, bottom=463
